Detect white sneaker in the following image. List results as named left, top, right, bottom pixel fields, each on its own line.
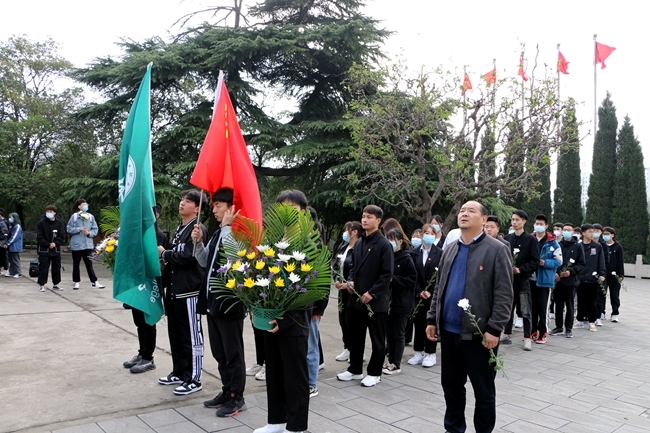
left=573, top=321, right=584, bottom=329
left=523, top=338, right=532, bottom=351
left=255, top=364, right=266, bottom=380
left=246, top=363, right=263, bottom=376
left=611, top=315, right=619, bottom=323
left=13, top=274, right=20, bottom=278
left=595, top=318, right=603, bottom=327
left=93, top=281, right=105, bottom=288
left=422, top=353, right=437, bottom=367
left=337, top=371, right=363, bottom=381
left=515, top=317, right=523, bottom=328
left=73, top=283, right=80, bottom=290
left=360, top=375, right=381, bottom=387
left=39, top=285, right=46, bottom=292
left=600, top=313, right=606, bottom=320
left=253, top=423, right=286, bottom=433
left=335, top=349, right=350, bottom=362
left=319, top=362, right=325, bottom=371
left=549, top=313, right=555, bottom=319
left=407, top=351, right=425, bottom=365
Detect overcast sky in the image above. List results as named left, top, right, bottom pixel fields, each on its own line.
left=2, top=0, right=647, bottom=173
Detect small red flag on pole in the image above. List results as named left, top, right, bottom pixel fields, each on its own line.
left=461, top=73, right=472, bottom=96
left=595, top=42, right=616, bottom=69
left=518, top=55, right=529, bottom=81
left=482, top=68, right=496, bottom=87
left=557, top=52, right=569, bottom=75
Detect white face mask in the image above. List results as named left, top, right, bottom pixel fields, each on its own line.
left=554, top=230, right=562, bottom=237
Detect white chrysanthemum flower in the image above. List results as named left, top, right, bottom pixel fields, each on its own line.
left=457, top=298, right=470, bottom=310
left=278, top=254, right=292, bottom=262
left=569, top=259, right=575, bottom=263
left=612, top=271, right=617, bottom=275
left=289, top=272, right=301, bottom=283
left=513, top=248, right=520, bottom=254
left=292, top=250, right=306, bottom=261
left=275, top=241, right=290, bottom=250
left=550, top=247, right=554, bottom=251
left=255, top=278, right=270, bottom=287
left=256, top=245, right=270, bottom=253
left=592, top=271, right=598, bottom=276
left=234, top=263, right=247, bottom=272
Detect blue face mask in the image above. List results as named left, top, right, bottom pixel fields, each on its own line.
left=422, top=234, right=436, bottom=245
left=603, top=235, right=611, bottom=242
left=593, top=232, right=601, bottom=239
left=411, top=237, right=422, bottom=248
left=8, top=218, right=13, bottom=224
left=342, top=232, right=350, bottom=243
left=562, top=231, right=572, bottom=240
left=432, top=224, right=441, bottom=232
left=390, top=241, right=398, bottom=251
left=46, top=213, right=55, bottom=220
left=81, top=205, right=89, bottom=212
left=533, top=225, right=545, bottom=233
left=508, top=229, right=515, bottom=235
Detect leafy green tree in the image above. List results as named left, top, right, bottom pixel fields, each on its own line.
left=585, top=93, right=617, bottom=225
left=611, top=117, right=649, bottom=262
left=553, top=104, right=583, bottom=226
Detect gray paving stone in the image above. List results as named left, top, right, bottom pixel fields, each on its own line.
left=51, top=424, right=105, bottom=433
left=174, top=404, right=243, bottom=432
left=337, top=397, right=411, bottom=425
left=497, top=404, right=570, bottom=430
left=97, top=416, right=156, bottom=433
left=335, top=413, right=409, bottom=432
left=501, top=419, right=559, bottom=433
left=154, top=421, right=207, bottom=433
left=138, top=409, right=187, bottom=428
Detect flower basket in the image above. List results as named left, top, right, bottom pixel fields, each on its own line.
left=250, top=306, right=285, bottom=331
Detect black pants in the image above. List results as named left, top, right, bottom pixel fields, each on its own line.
left=207, top=314, right=245, bottom=397
left=252, top=322, right=266, bottom=365
left=606, top=275, right=621, bottom=315
left=386, top=312, right=408, bottom=368
left=413, top=297, right=437, bottom=354
left=531, top=284, right=551, bottom=334
left=132, top=308, right=157, bottom=360
left=338, top=289, right=351, bottom=349
left=347, top=307, right=386, bottom=377
left=71, top=249, right=97, bottom=283
left=0, top=247, right=7, bottom=270
left=37, top=254, right=61, bottom=286
left=264, top=332, right=309, bottom=431
left=165, top=295, right=203, bottom=384
left=576, top=282, right=598, bottom=323
left=504, top=278, right=532, bottom=337
left=441, top=330, right=497, bottom=433
left=553, top=284, right=576, bottom=331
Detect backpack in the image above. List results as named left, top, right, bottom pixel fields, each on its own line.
left=29, top=260, right=40, bottom=278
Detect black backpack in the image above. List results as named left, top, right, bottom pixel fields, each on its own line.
left=29, top=260, right=40, bottom=278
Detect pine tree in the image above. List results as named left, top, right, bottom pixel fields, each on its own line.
left=553, top=105, right=583, bottom=226
left=611, top=117, right=649, bottom=262
left=526, top=151, right=552, bottom=230
left=585, top=93, right=617, bottom=225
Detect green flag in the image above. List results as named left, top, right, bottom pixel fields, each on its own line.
left=113, top=64, right=163, bottom=326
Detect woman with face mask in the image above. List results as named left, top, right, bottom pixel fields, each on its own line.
left=66, top=198, right=105, bottom=290
left=333, top=221, right=362, bottom=362
left=430, top=215, right=446, bottom=247
left=4, top=213, right=23, bottom=278
left=383, top=229, right=417, bottom=375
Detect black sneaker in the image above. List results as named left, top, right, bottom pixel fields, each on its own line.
left=549, top=327, right=564, bottom=336
left=216, top=394, right=247, bottom=417
left=204, top=391, right=228, bottom=408
left=130, top=358, right=155, bottom=374
left=158, top=373, right=183, bottom=386
left=500, top=336, right=512, bottom=345
left=123, top=355, right=142, bottom=369
left=174, top=381, right=202, bottom=395
left=565, top=330, right=573, bottom=338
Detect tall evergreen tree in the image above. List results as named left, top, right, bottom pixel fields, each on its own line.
left=586, top=92, right=617, bottom=225
left=553, top=104, right=583, bottom=226
left=526, top=150, right=552, bottom=230
left=611, top=117, right=649, bottom=262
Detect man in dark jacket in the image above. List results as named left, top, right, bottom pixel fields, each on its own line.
left=0, top=209, right=9, bottom=274
left=426, top=200, right=513, bottom=433
left=36, top=205, right=65, bottom=292
left=549, top=223, right=586, bottom=338
left=193, top=188, right=247, bottom=417
left=603, top=227, right=624, bottom=322
left=592, top=223, right=609, bottom=321
left=337, top=204, right=394, bottom=388
left=157, top=190, right=208, bottom=396
left=504, top=210, right=540, bottom=350
left=575, top=224, right=606, bottom=331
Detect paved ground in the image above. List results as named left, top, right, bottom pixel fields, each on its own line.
left=2, top=251, right=650, bottom=433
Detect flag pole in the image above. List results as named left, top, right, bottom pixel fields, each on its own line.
left=593, top=34, right=598, bottom=133
left=556, top=44, right=561, bottom=101
left=491, top=58, right=496, bottom=114
left=521, top=50, right=525, bottom=123
left=463, top=65, right=467, bottom=132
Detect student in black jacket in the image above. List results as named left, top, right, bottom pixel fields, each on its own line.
left=383, top=229, right=417, bottom=375
left=603, top=227, right=624, bottom=322
left=550, top=223, right=586, bottom=338
left=504, top=210, right=540, bottom=350
left=336, top=205, right=394, bottom=388
left=36, top=205, right=65, bottom=292
left=575, top=224, right=606, bottom=331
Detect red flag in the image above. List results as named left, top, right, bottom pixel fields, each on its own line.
left=482, top=68, right=496, bottom=87
left=557, top=52, right=569, bottom=74
left=595, top=42, right=616, bottom=69
left=518, top=56, right=529, bottom=81
left=190, top=72, right=263, bottom=227
left=461, top=73, right=472, bottom=96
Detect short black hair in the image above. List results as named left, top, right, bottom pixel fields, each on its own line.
left=603, top=226, right=616, bottom=235
left=477, top=202, right=489, bottom=216
left=46, top=205, right=57, bottom=212
left=431, top=215, right=444, bottom=225
left=307, top=206, right=319, bottom=222
left=153, top=203, right=162, bottom=216
left=212, top=187, right=234, bottom=207
left=276, top=189, right=308, bottom=210
left=385, top=228, right=407, bottom=243
left=563, top=222, right=574, bottom=229
left=74, top=198, right=87, bottom=208
left=535, top=214, right=548, bottom=224
left=573, top=227, right=582, bottom=234
left=593, top=223, right=603, bottom=230
left=363, top=204, right=383, bottom=219
left=0, top=208, right=4, bottom=217
left=344, top=221, right=363, bottom=236
left=486, top=215, right=500, bottom=226
left=581, top=224, right=594, bottom=232
left=553, top=222, right=564, bottom=229
left=181, top=189, right=205, bottom=208
left=512, top=210, right=528, bottom=221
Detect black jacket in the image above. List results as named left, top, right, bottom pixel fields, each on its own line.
left=605, top=241, right=625, bottom=277
left=505, top=231, right=540, bottom=279
left=556, top=238, right=586, bottom=288
left=36, top=217, right=65, bottom=256
left=389, top=249, right=417, bottom=314
left=332, top=243, right=354, bottom=282
left=411, top=245, right=442, bottom=311
left=161, top=218, right=207, bottom=299
left=580, top=241, right=606, bottom=283
left=348, top=230, right=394, bottom=313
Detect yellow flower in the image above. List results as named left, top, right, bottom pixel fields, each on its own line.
left=237, top=249, right=247, bottom=257
left=269, top=266, right=281, bottom=274
left=264, top=248, right=276, bottom=257
left=284, top=262, right=296, bottom=272
left=255, top=260, right=266, bottom=270
left=225, top=279, right=236, bottom=289
left=105, top=245, right=115, bottom=253
left=107, top=239, right=116, bottom=246
left=301, top=263, right=313, bottom=272
left=246, top=252, right=257, bottom=260
left=274, top=277, right=285, bottom=287
left=232, top=261, right=242, bottom=271
left=244, top=278, right=255, bottom=288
